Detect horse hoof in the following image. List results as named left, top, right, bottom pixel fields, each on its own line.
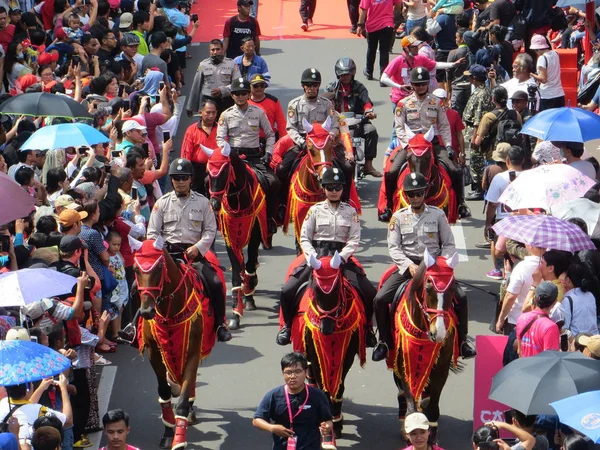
left=187, top=410, right=197, bottom=425
left=244, top=297, right=256, bottom=311
left=159, top=437, right=173, bottom=449
left=333, top=421, right=343, bottom=439
left=228, top=315, right=240, bottom=330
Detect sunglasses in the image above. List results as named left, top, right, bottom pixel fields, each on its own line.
left=171, top=175, right=190, bottom=181
left=324, top=185, right=343, bottom=192
left=232, top=91, right=249, bottom=96
left=252, top=83, right=266, bottom=89
left=406, top=190, right=426, bottom=198
left=303, top=83, right=320, bottom=88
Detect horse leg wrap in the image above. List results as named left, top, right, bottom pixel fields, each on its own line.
left=158, top=398, right=176, bottom=428
left=171, top=416, right=189, bottom=450
left=242, top=270, right=258, bottom=296
left=231, top=287, right=244, bottom=316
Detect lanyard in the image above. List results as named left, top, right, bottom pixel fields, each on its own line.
left=284, top=385, right=310, bottom=431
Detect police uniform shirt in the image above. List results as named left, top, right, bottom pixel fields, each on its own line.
left=388, top=205, right=456, bottom=275
left=216, top=104, right=275, bottom=153
left=185, top=58, right=241, bottom=112
left=286, top=95, right=339, bottom=147
left=394, top=92, right=452, bottom=149
left=147, top=190, right=216, bottom=256
left=300, top=201, right=360, bottom=263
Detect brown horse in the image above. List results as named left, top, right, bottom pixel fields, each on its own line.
left=287, top=251, right=367, bottom=438
left=135, top=239, right=220, bottom=449
left=377, top=127, right=458, bottom=224
left=283, top=118, right=335, bottom=247
left=201, top=142, right=269, bottom=330
left=383, top=249, right=459, bottom=442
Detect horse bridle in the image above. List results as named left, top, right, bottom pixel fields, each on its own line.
left=312, top=270, right=346, bottom=321
left=407, top=145, right=435, bottom=180
left=304, top=137, right=334, bottom=178
left=415, top=279, right=451, bottom=328
left=208, top=158, right=251, bottom=214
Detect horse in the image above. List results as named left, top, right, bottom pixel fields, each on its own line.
left=285, top=251, right=367, bottom=438
left=134, top=238, right=221, bottom=449
left=377, top=127, right=458, bottom=224
left=202, top=141, right=269, bottom=330
left=380, top=249, right=459, bottom=442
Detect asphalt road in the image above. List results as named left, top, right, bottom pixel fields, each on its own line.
left=98, top=38, right=502, bottom=450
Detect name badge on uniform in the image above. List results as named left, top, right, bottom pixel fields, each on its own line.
left=407, top=112, right=420, bottom=121
left=399, top=214, right=413, bottom=234
left=401, top=68, right=408, bottom=78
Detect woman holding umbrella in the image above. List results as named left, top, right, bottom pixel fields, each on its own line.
left=560, top=263, right=599, bottom=345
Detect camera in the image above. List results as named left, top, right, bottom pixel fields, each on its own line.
left=527, top=84, right=538, bottom=98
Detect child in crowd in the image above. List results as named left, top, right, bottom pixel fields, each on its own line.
left=107, top=231, right=128, bottom=340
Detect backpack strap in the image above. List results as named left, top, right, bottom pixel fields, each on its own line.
left=2, top=403, right=25, bottom=425
left=564, top=295, right=574, bottom=325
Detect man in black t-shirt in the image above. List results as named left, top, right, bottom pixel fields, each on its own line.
left=475, top=0, right=515, bottom=30
left=223, top=0, right=261, bottom=59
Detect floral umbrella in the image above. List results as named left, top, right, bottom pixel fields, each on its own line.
left=0, top=340, right=71, bottom=386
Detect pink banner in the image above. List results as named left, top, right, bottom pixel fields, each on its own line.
left=473, top=335, right=512, bottom=438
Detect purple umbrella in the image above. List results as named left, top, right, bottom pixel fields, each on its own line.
left=492, top=214, right=596, bottom=252
left=0, top=171, right=35, bottom=227
left=0, top=268, right=78, bottom=307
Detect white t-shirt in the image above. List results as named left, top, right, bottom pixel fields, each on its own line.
left=0, top=399, right=67, bottom=442
left=502, top=76, right=540, bottom=110
left=485, top=170, right=521, bottom=220
left=537, top=51, right=564, bottom=100
left=570, top=160, right=597, bottom=180
left=506, top=255, right=541, bottom=325
left=407, top=1, right=427, bottom=20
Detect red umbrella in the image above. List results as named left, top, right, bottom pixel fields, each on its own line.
left=0, top=171, right=35, bottom=226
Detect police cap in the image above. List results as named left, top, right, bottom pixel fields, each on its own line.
left=301, top=68, right=321, bottom=84
left=230, top=77, right=250, bottom=93
left=169, top=158, right=194, bottom=176
left=403, top=172, right=429, bottom=192
left=410, top=67, right=430, bottom=84
left=321, top=167, right=345, bottom=186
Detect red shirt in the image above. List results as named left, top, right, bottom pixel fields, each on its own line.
left=112, top=218, right=134, bottom=267
left=0, top=24, right=15, bottom=53
left=181, top=123, right=218, bottom=164
left=446, top=108, right=465, bottom=151
left=249, top=93, right=288, bottom=138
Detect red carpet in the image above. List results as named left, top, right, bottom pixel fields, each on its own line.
left=191, top=0, right=361, bottom=43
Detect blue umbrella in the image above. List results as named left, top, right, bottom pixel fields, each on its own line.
left=20, top=123, right=110, bottom=151
left=556, top=0, right=600, bottom=7
left=520, top=107, right=600, bottom=142
left=551, top=391, right=600, bottom=443
left=0, top=340, right=71, bottom=386
left=0, top=268, right=77, bottom=307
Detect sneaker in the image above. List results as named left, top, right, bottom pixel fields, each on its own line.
left=301, top=22, right=308, bottom=31
left=322, top=432, right=337, bottom=450
left=74, top=437, right=92, bottom=448
left=486, top=269, right=503, bottom=280
left=307, top=19, right=313, bottom=27
left=475, top=240, right=491, bottom=249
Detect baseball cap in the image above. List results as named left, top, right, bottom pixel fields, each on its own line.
left=237, top=0, right=253, bottom=5
left=405, top=413, right=430, bottom=433
left=9, top=7, right=21, bottom=14
left=119, top=12, right=133, bottom=29
left=432, top=88, right=447, bottom=99
left=120, top=32, right=140, bottom=47
left=55, top=27, right=67, bottom=40
left=38, top=52, right=59, bottom=66
left=465, top=64, right=487, bottom=81
left=122, top=120, right=147, bottom=133
left=54, top=194, right=79, bottom=209
left=249, top=73, right=268, bottom=85
left=577, top=335, right=600, bottom=358
left=510, top=90, right=528, bottom=101
left=530, top=34, right=550, bottom=50
left=535, top=281, right=559, bottom=303
left=59, top=235, right=88, bottom=253
left=492, top=143, right=511, bottom=163
left=58, top=209, right=88, bottom=227
left=6, top=326, right=30, bottom=341
left=401, top=35, right=422, bottom=48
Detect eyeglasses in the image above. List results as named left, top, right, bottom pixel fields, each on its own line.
left=324, top=185, right=343, bottom=192
left=252, top=83, right=266, bottom=89
left=283, top=369, right=305, bottom=377
left=406, top=191, right=426, bottom=198
left=171, top=175, right=190, bottom=181
left=232, top=91, right=249, bottom=96
left=303, top=83, right=320, bottom=88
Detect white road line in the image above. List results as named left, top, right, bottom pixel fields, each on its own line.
left=451, top=221, right=469, bottom=262
left=89, top=366, right=117, bottom=450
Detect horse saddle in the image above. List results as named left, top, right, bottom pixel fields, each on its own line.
left=391, top=280, right=410, bottom=319
left=244, top=160, right=269, bottom=194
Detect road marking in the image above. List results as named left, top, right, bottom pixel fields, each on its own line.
left=89, top=366, right=117, bottom=450
left=451, top=221, right=468, bottom=262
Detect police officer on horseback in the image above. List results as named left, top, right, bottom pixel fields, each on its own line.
left=372, top=172, right=476, bottom=361
left=276, top=167, right=377, bottom=347
left=147, top=158, right=232, bottom=342
left=380, top=67, right=470, bottom=223
left=216, top=77, right=281, bottom=235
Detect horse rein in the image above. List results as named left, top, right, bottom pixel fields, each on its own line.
left=413, top=282, right=450, bottom=331
left=209, top=158, right=252, bottom=215
left=304, top=139, right=334, bottom=178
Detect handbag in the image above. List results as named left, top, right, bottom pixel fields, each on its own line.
left=101, top=265, right=118, bottom=295
left=462, top=165, right=474, bottom=187
left=426, top=17, right=442, bottom=36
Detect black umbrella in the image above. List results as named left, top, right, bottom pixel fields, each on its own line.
left=0, top=92, right=92, bottom=120
left=489, top=351, right=600, bottom=415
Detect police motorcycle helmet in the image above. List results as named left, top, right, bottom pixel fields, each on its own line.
left=301, top=68, right=322, bottom=84
left=169, top=158, right=194, bottom=177
left=230, top=77, right=251, bottom=93
left=410, top=67, right=430, bottom=84
left=321, top=167, right=346, bottom=186
left=403, top=172, right=429, bottom=192
left=334, top=57, right=357, bottom=78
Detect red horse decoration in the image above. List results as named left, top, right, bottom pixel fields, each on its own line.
left=378, top=126, right=457, bottom=223
left=379, top=249, right=459, bottom=441
left=135, top=238, right=224, bottom=449
left=283, top=251, right=366, bottom=438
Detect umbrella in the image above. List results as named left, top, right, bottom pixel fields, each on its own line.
left=550, top=198, right=600, bottom=240
left=498, top=164, right=596, bottom=210
left=489, top=351, right=600, bottom=415
left=492, top=214, right=596, bottom=252
left=20, top=123, right=110, bottom=151
left=0, top=171, right=35, bottom=227
left=551, top=391, right=600, bottom=443
left=0, top=268, right=77, bottom=307
left=520, top=107, right=600, bottom=142
left=556, top=0, right=600, bottom=8
left=0, top=92, right=92, bottom=120
left=0, top=340, right=71, bottom=386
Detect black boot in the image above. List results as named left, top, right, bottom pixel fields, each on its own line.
left=366, top=327, right=377, bottom=348
left=460, top=340, right=477, bottom=359
left=216, top=324, right=232, bottom=342
left=454, top=285, right=476, bottom=358
left=372, top=341, right=389, bottom=361
left=458, top=204, right=471, bottom=219
left=276, top=326, right=291, bottom=346
left=379, top=208, right=392, bottom=222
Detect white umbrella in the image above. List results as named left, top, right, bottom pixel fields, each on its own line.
left=0, top=268, right=77, bottom=307
left=550, top=198, right=600, bottom=239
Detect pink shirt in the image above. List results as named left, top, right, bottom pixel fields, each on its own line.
left=384, top=54, right=437, bottom=103
left=359, top=0, right=401, bottom=33
left=515, top=310, right=560, bottom=358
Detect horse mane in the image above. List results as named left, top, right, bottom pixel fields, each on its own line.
left=408, top=262, right=427, bottom=300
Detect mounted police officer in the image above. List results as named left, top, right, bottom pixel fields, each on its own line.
left=380, top=67, right=470, bottom=223
left=276, top=167, right=377, bottom=347
left=216, top=77, right=280, bottom=234
left=324, top=57, right=382, bottom=178
left=147, top=158, right=232, bottom=342
left=372, top=172, right=476, bottom=362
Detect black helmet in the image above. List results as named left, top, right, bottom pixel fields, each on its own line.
left=403, top=172, right=429, bottom=192
left=169, top=158, right=193, bottom=176
left=301, top=68, right=322, bottom=84
left=334, top=57, right=356, bottom=78
left=321, top=167, right=345, bottom=186
left=230, top=77, right=250, bottom=93
left=410, top=67, right=430, bottom=84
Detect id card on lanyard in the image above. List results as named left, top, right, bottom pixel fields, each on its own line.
left=285, top=385, right=310, bottom=450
